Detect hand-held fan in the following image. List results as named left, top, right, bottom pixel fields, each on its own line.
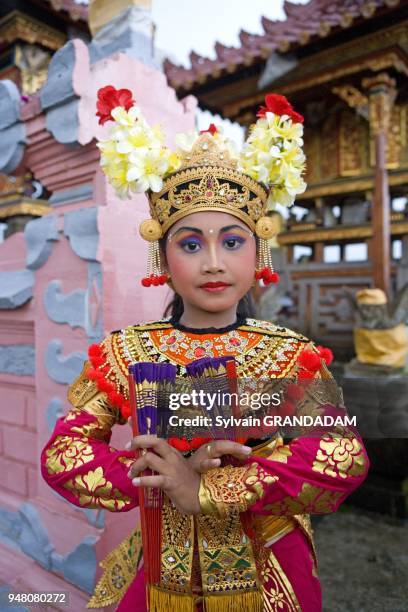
left=186, top=356, right=245, bottom=447
left=128, top=362, right=177, bottom=597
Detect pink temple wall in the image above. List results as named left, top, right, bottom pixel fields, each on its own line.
left=0, top=41, right=196, bottom=608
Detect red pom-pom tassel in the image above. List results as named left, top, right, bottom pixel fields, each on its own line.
left=91, top=356, right=104, bottom=368
left=297, top=369, right=315, bottom=382
left=256, top=268, right=280, bottom=285
left=87, top=368, right=104, bottom=381
left=286, top=383, right=304, bottom=401
left=86, top=367, right=97, bottom=379
left=108, top=391, right=124, bottom=407
left=98, top=378, right=113, bottom=393
left=279, top=399, right=296, bottom=417
left=298, top=349, right=321, bottom=372
left=317, top=345, right=334, bottom=366
left=121, top=402, right=131, bottom=419
left=267, top=271, right=280, bottom=284
left=88, top=344, right=102, bottom=358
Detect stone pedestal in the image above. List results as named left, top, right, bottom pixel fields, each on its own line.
left=334, top=365, right=408, bottom=519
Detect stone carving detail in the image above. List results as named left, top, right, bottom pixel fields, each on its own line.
left=25, top=215, right=60, bottom=270
left=50, top=183, right=94, bottom=207
left=0, top=270, right=34, bottom=309
left=0, top=344, right=35, bottom=376
left=0, top=80, right=27, bottom=173
left=0, top=502, right=98, bottom=593
left=64, top=207, right=99, bottom=261
left=40, top=39, right=89, bottom=144
left=43, top=265, right=103, bottom=343
left=44, top=339, right=87, bottom=385
left=89, top=5, right=156, bottom=66
left=45, top=397, right=65, bottom=432
left=62, top=535, right=98, bottom=593
left=44, top=281, right=87, bottom=329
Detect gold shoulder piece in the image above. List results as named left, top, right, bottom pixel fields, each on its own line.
left=130, top=319, right=173, bottom=332
left=293, top=514, right=318, bottom=567
left=87, top=528, right=142, bottom=608
left=67, top=361, right=99, bottom=408
left=240, top=318, right=309, bottom=343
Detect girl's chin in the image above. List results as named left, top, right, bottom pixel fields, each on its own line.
left=190, top=296, right=242, bottom=312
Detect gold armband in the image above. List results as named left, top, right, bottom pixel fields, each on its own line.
left=198, top=463, right=278, bottom=517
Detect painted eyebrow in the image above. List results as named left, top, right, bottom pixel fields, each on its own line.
left=172, top=226, right=203, bottom=236
left=172, top=224, right=249, bottom=237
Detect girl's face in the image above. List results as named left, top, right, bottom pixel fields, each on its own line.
left=164, top=211, right=257, bottom=316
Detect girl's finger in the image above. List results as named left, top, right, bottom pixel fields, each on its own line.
left=196, top=458, right=221, bottom=473
left=128, top=434, right=157, bottom=451
left=131, top=474, right=170, bottom=489
left=132, top=435, right=178, bottom=460
left=204, top=440, right=252, bottom=459
left=128, top=452, right=169, bottom=478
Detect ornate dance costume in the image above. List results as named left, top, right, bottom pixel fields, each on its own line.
left=41, top=89, right=369, bottom=610
left=41, top=317, right=368, bottom=610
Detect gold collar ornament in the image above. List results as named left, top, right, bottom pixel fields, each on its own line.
left=96, top=88, right=306, bottom=286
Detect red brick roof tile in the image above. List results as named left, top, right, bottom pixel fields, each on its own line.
left=164, top=0, right=405, bottom=91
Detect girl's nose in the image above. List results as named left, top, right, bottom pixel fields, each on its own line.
left=202, top=243, right=225, bottom=273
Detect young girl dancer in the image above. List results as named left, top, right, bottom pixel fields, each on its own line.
left=42, top=89, right=368, bottom=611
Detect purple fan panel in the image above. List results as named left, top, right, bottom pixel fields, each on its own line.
left=128, top=362, right=177, bottom=435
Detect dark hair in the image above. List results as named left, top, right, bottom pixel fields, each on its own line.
left=159, top=230, right=257, bottom=321
left=163, top=290, right=256, bottom=320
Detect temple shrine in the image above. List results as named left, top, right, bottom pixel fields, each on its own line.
left=165, top=0, right=408, bottom=356
left=0, top=0, right=89, bottom=237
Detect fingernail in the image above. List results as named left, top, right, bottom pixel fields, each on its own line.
left=125, top=442, right=131, bottom=450
left=132, top=478, right=141, bottom=486
left=242, top=446, right=252, bottom=453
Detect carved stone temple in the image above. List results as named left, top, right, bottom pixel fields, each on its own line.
left=0, top=0, right=195, bottom=607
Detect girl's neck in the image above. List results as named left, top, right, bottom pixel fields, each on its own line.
left=178, top=305, right=239, bottom=330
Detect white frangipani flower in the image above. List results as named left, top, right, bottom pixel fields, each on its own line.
left=175, top=130, right=199, bottom=152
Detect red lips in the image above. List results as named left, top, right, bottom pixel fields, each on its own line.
left=200, top=281, right=230, bottom=288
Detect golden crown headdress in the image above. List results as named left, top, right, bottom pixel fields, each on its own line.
left=96, top=86, right=306, bottom=286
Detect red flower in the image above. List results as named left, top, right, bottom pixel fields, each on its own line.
left=96, top=85, right=135, bottom=125
left=257, top=93, right=304, bottom=124
left=199, top=123, right=218, bottom=135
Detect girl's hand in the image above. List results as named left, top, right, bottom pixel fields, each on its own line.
left=127, top=435, right=201, bottom=515
left=187, top=440, right=252, bottom=473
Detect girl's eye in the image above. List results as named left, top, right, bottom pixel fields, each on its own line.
left=223, top=236, right=245, bottom=250
left=179, top=238, right=201, bottom=253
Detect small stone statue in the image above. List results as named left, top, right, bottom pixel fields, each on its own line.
left=343, top=286, right=408, bottom=369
